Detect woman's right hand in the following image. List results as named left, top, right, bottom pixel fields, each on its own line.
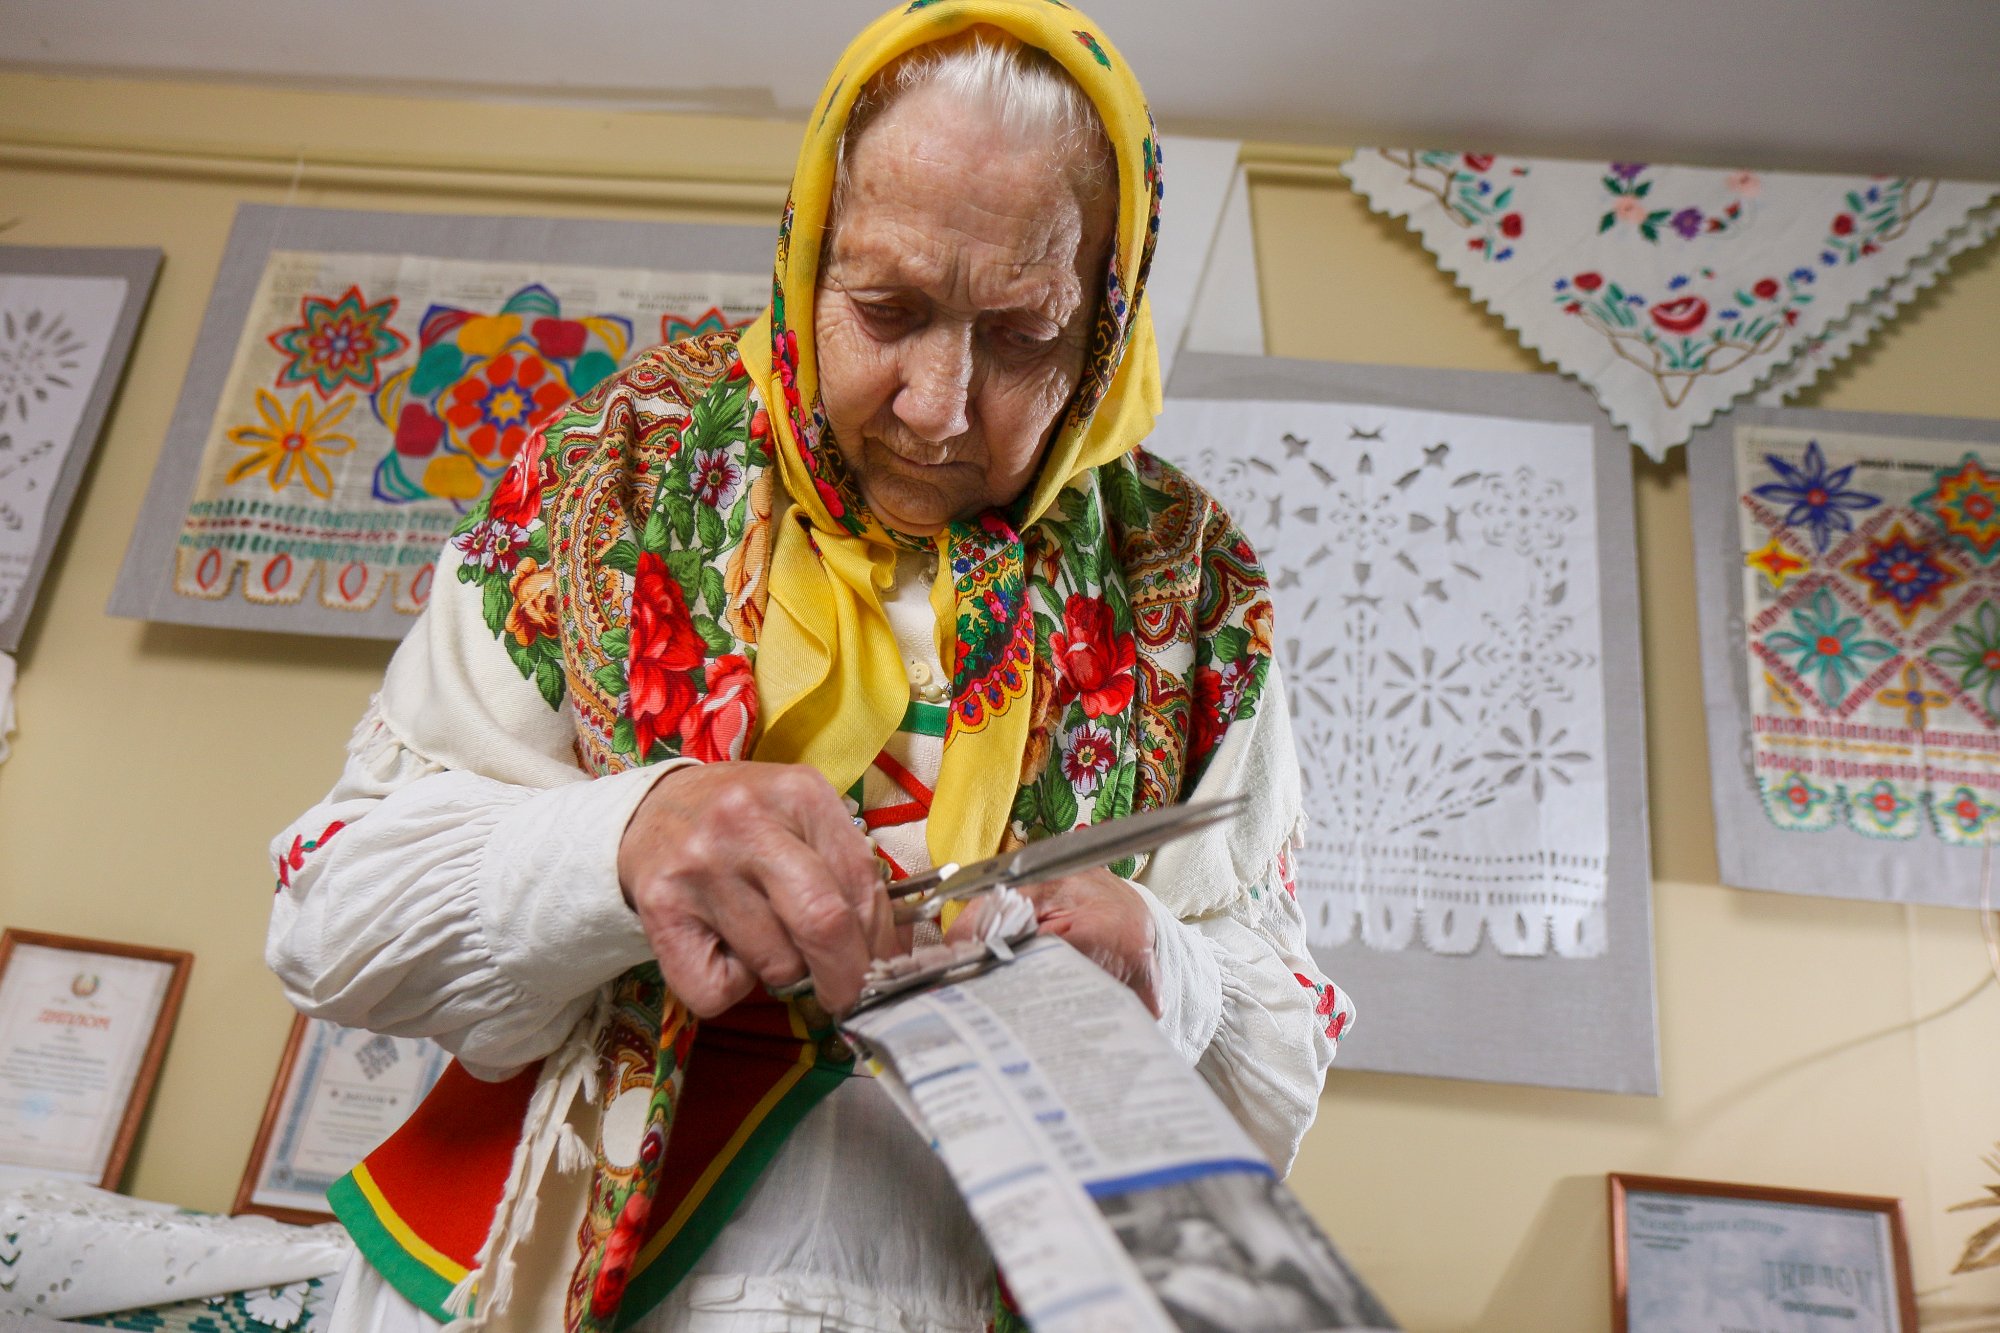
left=617, top=761, right=893, bottom=1016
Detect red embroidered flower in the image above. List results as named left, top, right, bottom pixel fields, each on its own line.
left=1461, top=153, right=1494, bottom=172
left=590, top=1191, right=653, bottom=1318
left=1753, top=277, right=1781, bottom=300
left=678, top=654, right=757, bottom=762
left=1499, top=212, right=1523, bottom=239
left=627, top=552, right=705, bottom=756
left=1573, top=272, right=1603, bottom=293
left=1049, top=594, right=1136, bottom=719
left=1832, top=213, right=1856, bottom=236
left=487, top=430, right=548, bottom=529
left=1297, top=973, right=1349, bottom=1040
left=1060, top=723, right=1116, bottom=793
left=1649, top=295, right=1709, bottom=335
left=274, top=820, right=345, bottom=891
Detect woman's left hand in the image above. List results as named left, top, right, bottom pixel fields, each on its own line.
left=949, top=867, right=1161, bottom=1017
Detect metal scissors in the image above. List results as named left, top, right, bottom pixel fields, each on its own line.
left=771, top=794, right=1248, bottom=1004
left=884, top=793, right=1249, bottom=924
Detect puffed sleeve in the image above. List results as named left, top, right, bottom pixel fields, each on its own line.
left=1144, top=869, right=1350, bottom=1175
left=265, top=537, right=681, bottom=1080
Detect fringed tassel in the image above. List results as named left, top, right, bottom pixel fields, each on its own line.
left=441, top=1271, right=479, bottom=1321
left=443, top=985, right=614, bottom=1329
left=556, top=1123, right=596, bottom=1174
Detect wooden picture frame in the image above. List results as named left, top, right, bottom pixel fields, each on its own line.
left=1610, top=1173, right=1918, bottom=1333
left=234, top=1011, right=450, bottom=1223
left=234, top=1012, right=327, bottom=1225
left=0, top=928, right=192, bottom=1191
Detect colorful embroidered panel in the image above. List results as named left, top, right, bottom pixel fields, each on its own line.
left=0, top=247, right=158, bottom=651
left=1152, top=354, right=1655, bottom=1094
left=109, top=206, right=771, bottom=640
left=1342, top=151, right=1999, bottom=459
left=1154, top=396, right=1609, bottom=958
left=172, top=254, right=763, bottom=621
left=1738, top=427, right=2000, bottom=845
left=1693, top=406, right=2000, bottom=906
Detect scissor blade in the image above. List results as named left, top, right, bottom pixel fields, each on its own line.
left=889, top=795, right=1248, bottom=909
left=1007, top=795, right=1248, bottom=882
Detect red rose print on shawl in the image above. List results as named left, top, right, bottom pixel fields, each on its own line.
left=1191, top=657, right=1256, bottom=768
left=590, top=1190, right=652, bottom=1318
left=678, top=653, right=758, bottom=762
left=1049, top=594, right=1136, bottom=719
left=487, top=429, right=549, bottom=529
left=627, top=552, right=706, bottom=757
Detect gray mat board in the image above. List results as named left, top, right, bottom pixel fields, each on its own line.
left=1167, top=353, right=1659, bottom=1094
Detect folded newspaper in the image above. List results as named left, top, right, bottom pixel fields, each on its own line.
left=840, top=935, right=1399, bottom=1333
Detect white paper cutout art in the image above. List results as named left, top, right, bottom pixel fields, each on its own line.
left=1150, top=398, right=1610, bottom=957
left=0, top=275, right=129, bottom=626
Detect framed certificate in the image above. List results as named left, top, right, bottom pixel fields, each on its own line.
left=0, top=929, right=192, bottom=1190
left=1611, top=1173, right=1918, bottom=1332
left=235, top=1013, right=451, bottom=1222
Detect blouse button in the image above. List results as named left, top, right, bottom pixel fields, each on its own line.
left=908, top=659, right=933, bottom=688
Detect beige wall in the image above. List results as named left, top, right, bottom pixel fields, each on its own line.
left=2, top=72, right=1997, bottom=1331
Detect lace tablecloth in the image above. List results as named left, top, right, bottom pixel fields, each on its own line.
left=0, top=1179, right=350, bottom=1329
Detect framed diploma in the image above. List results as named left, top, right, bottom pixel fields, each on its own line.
left=1611, top=1173, right=1918, bottom=1333
left=235, top=1013, right=450, bottom=1222
left=0, top=929, right=192, bottom=1190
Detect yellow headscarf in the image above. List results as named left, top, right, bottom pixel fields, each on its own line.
left=739, top=0, right=1165, bottom=866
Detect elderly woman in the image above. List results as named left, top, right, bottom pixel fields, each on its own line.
left=268, top=3, right=1352, bottom=1330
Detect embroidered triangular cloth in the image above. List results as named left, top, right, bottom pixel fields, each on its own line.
left=1343, top=150, right=1999, bottom=458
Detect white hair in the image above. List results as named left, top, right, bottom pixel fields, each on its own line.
left=832, top=31, right=1116, bottom=212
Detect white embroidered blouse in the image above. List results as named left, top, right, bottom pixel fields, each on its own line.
left=268, top=541, right=1352, bottom=1333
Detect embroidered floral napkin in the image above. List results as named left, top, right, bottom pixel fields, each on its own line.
left=1343, top=151, right=1999, bottom=458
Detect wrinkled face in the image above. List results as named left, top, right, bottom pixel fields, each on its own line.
left=814, top=83, right=1114, bottom=535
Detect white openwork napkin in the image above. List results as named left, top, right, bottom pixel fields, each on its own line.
left=0, top=1179, right=351, bottom=1319
left=1343, top=150, right=1999, bottom=458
